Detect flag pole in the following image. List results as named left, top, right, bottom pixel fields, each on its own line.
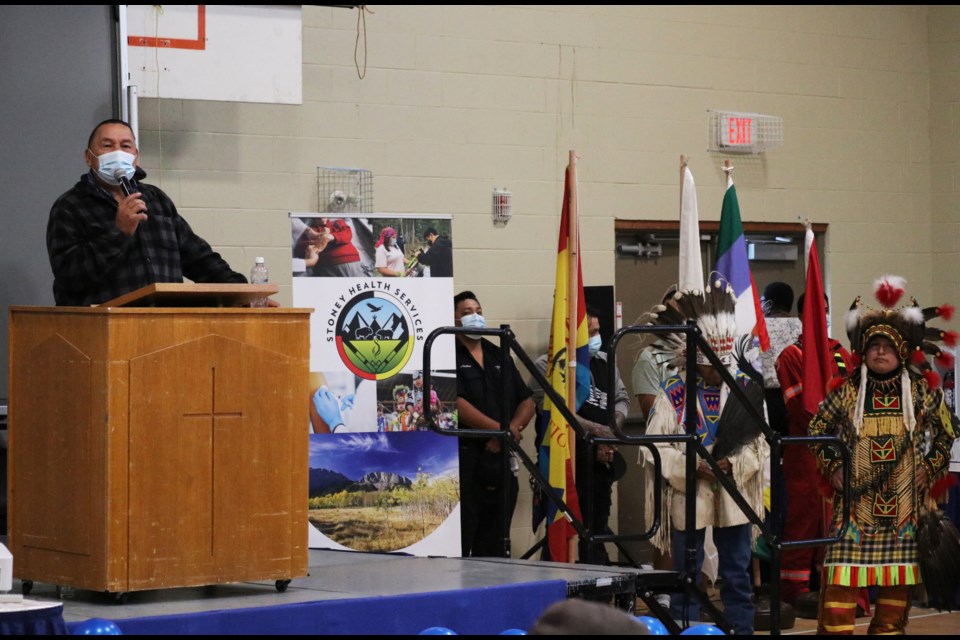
left=566, top=149, right=579, bottom=562
left=567, top=150, right=579, bottom=412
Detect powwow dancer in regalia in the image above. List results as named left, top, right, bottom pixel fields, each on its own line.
left=640, top=280, right=768, bottom=636
left=809, top=275, right=957, bottom=635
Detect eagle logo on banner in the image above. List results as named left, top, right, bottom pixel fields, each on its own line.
left=335, top=291, right=414, bottom=380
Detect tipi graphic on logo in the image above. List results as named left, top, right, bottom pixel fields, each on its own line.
left=335, top=291, right=414, bottom=380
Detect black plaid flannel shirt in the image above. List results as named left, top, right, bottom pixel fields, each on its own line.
left=47, top=173, right=247, bottom=306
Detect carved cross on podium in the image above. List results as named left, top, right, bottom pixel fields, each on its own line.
left=181, top=367, right=244, bottom=428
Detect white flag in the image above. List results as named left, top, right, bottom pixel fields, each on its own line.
left=679, top=165, right=704, bottom=292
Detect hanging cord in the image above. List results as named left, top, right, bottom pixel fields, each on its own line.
left=354, top=5, right=375, bottom=79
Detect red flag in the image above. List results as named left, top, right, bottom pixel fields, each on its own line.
left=801, top=227, right=831, bottom=416
left=749, top=272, right=771, bottom=352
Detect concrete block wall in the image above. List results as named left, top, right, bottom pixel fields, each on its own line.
left=930, top=6, right=960, bottom=309
left=134, top=5, right=955, bottom=558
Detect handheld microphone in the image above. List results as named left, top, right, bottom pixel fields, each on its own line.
left=115, top=168, right=146, bottom=222
left=115, top=169, right=134, bottom=197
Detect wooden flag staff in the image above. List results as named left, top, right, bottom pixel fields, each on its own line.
left=566, top=149, right=579, bottom=562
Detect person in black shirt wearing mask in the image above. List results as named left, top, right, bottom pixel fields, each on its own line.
left=454, top=290, right=535, bottom=557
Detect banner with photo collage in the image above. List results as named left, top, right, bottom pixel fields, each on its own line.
left=291, top=214, right=460, bottom=556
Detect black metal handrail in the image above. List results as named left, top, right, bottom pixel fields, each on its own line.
left=604, top=321, right=852, bottom=634
left=777, top=435, right=852, bottom=549
left=420, top=321, right=852, bottom=636
left=422, top=325, right=594, bottom=554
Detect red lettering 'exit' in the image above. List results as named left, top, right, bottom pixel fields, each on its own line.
left=727, top=117, right=752, bottom=145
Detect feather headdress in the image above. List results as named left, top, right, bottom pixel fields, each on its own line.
left=846, top=275, right=956, bottom=389
left=642, top=277, right=764, bottom=462
left=847, top=275, right=957, bottom=437
left=641, top=277, right=739, bottom=371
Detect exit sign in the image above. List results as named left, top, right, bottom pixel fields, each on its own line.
left=709, top=110, right=782, bottom=154
left=721, top=115, right=755, bottom=147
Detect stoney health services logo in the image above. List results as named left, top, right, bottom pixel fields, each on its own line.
left=335, top=290, right=413, bottom=380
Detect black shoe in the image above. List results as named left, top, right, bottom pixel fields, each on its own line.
left=795, top=591, right=819, bottom=619
left=753, top=595, right=797, bottom=631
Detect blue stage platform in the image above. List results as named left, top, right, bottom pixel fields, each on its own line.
left=14, top=549, right=672, bottom=635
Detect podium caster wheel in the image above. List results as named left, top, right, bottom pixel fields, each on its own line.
left=21, top=580, right=33, bottom=596
left=55, top=585, right=75, bottom=599
left=276, top=580, right=290, bottom=593
left=113, top=592, right=129, bottom=604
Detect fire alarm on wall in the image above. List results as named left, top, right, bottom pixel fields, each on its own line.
left=492, top=188, right=511, bottom=226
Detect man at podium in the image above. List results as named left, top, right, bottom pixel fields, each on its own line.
left=46, top=119, right=247, bottom=306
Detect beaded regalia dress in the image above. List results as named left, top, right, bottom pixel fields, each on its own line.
left=809, top=369, right=954, bottom=588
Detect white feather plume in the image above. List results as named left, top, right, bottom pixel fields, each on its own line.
left=902, top=306, right=924, bottom=324
left=846, top=307, right=861, bottom=333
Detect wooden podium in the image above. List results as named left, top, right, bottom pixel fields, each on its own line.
left=7, top=284, right=311, bottom=594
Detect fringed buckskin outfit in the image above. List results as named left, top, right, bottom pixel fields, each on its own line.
left=639, top=283, right=768, bottom=635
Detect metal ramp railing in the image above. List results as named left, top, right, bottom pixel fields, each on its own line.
left=422, top=322, right=852, bottom=635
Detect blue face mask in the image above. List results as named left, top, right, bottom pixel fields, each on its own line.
left=92, top=150, right=136, bottom=186
left=588, top=334, right=602, bottom=357
left=459, top=313, right=486, bottom=339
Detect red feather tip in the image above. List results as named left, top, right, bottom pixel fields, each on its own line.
left=874, top=277, right=905, bottom=308
left=828, top=376, right=846, bottom=392
left=944, top=330, right=959, bottom=347
left=911, top=349, right=927, bottom=365
left=930, top=474, right=959, bottom=502
left=937, top=351, right=956, bottom=369
left=938, top=304, right=956, bottom=321
left=850, top=352, right=862, bottom=367
left=923, top=369, right=941, bottom=388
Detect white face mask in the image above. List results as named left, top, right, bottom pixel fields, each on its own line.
left=458, top=312, right=486, bottom=340
left=588, top=334, right=602, bottom=357
left=92, top=150, right=136, bottom=185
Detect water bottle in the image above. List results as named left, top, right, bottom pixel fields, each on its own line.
left=250, top=257, right=269, bottom=308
